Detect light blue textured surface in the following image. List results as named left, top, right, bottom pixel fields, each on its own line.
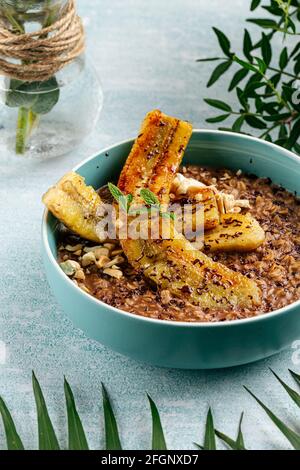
left=0, top=0, right=298, bottom=450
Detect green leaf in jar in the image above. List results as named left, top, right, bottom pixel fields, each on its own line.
left=6, top=77, right=60, bottom=114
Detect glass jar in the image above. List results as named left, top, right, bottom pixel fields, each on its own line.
left=0, top=0, right=103, bottom=159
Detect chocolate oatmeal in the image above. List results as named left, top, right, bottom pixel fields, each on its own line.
left=57, top=165, right=300, bottom=323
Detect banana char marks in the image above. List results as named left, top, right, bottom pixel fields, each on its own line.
left=118, top=109, right=193, bottom=203
left=118, top=110, right=261, bottom=309
left=42, top=172, right=104, bottom=243
left=204, top=213, right=265, bottom=252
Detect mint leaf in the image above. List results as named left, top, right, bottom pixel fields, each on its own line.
left=160, top=212, right=176, bottom=221
left=119, top=195, right=131, bottom=213
left=108, top=182, right=125, bottom=201
left=140, top=189, right=160, bottom=207
left=108, top=183, right=133, bottom=212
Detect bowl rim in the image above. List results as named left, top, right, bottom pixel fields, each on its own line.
left=42, top=129, right=300, bottom=328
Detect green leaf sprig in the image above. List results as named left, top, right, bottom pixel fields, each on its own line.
left=107, top=182, right=133, bottom=214
left=108, top=183, right=175, bottom=220
left=198, top=0, right=300, bottom=154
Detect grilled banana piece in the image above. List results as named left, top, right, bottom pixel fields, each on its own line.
left=118, top=109, right=193, bottom=202
left=124, top=227, right=261, bottom=309
left=204, top=213, right=265, bottom=252
left=42, top=172, right=103, bottom=242
left=118, top=108, right=192, bottom=248
left=118, top=110, right=261, bottom=309
left=173, top=187, right=220, bottom=230
left=193, top=187, right=220, bottom=230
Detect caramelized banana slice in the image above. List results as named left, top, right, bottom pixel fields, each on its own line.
left=124, top=226, right=261, bottom=309
left=118, top=110, right=261, bottom=309
left=191, top=187, right=220, bottom=230
left=173, top=187, right=220, bottom=230
left=204, top=213, right=265, bottom=252
left=118, top=109, right=193, bottom=202
left=42, top=172, right=103, bottom=242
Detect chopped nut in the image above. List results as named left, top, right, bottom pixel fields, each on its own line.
left=96, top=255, right=110, bottom=268
left=235, top=199, right=251, bottom=209
left=215, top=193, right=225, bottom=214
left=78, top=283, right=90, bottom=294
left=81, top=251, right=96, bottom=267
left=83, top=245, right=104, bottom=253
left=104, top=256, right=125, bottom=268
left=223, top=193, right=235, bottom=213
left=74, top=269, right=85, bottom=281
left=161, top=289, right=171, bottom=304
left=111, top=248, right=124, bottom=256
left=60, top=260, right=80, bottom=276
left=103, top=268, right=123, bottom=279
left=172, top=173, right=250, bottom=214
left=65, top=244, right=83, bottom=252
left=74, top=249, right=82, bottom=256
left=171, top=173, right=206, bottom=195
left=103, top=242, right=116, bottom=250
left=93, top=247, right=110, bottom=258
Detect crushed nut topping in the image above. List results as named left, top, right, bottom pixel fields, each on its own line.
left=171, top=173, right=250, bottom=214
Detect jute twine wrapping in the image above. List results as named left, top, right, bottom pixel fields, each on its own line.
left=0, top=0, right=85, bottom=82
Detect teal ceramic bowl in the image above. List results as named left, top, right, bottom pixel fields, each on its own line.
left=42, top=130, right=300, bottom=369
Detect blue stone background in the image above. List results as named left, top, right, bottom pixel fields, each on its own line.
left=0, top=0, right=298, bottom=450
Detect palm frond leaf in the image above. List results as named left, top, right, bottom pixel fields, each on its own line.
left=215, top=413, right=246, bottom=450
left=271, top=369, right=300, bottom=408
left=64, top=377, right=89, bottom=450
left=32, top=371, right=60, bottom=450
left=245, top=386, right=300, bottom=450
left=0, top=396, right=24, bottom=450
left=289, top=369, right=300, bottom=389
left=102, top=383, right=122, bottom=450
left=195, top=408, right=216, bottom=450
left=148, top=394, right=167, bottom=450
